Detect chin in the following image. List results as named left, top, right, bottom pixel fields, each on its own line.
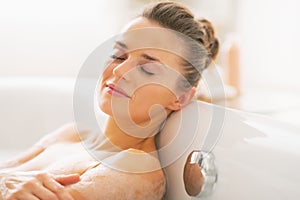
left=98, top=99, right=113, bottom=117
left=97, top=89, right=112, bottom=115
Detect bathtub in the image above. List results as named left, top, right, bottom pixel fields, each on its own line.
left=0, top=77, right=299, bottom=199
left=0, top=77, right=75, bottom=161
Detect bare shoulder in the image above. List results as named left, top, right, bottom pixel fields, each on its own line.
left=36, top=122, right=81, bottom=147
left=68, top=149, right=166, bottom=200
left=0, top=123, right=81, bottom=168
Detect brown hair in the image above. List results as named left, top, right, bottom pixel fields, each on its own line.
left=142, top=1, right=219, bottom=88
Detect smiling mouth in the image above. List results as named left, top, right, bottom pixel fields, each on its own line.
left=106, top=83, right=131, bottom=98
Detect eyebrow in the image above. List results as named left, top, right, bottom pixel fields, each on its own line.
left=141, top=53, right=161, bottom=63
left=115, top=41, right=128, bottom=49
left=115, top=41, right=162, bottom=63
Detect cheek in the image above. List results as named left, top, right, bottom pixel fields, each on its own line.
left=134, top=85, right=174, bottom=105
left=128, top=85, right=176, bottom=121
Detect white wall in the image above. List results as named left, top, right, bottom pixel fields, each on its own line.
left=237, top=0, right=300, bottom=92
left=3, top=0, right=299, bottom=94
left=0, top=0, right=135, bottom=77
left=0, top=0, right=236, bottom=78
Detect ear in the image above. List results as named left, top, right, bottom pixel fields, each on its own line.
left=166, top=87, right=196, bottom=111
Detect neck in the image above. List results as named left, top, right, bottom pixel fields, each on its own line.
left=103, top=117, right=157, bottom=153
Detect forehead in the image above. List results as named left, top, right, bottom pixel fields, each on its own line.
left=117, top=17, right=187, bottom=72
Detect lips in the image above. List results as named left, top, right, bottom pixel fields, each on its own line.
left=106, top=83, right=131, bottom=98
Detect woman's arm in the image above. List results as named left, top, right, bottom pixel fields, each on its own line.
left=0, top=123, right=79, bottom=170
left=0, top=145, right=44, bottom=170
left=67, top=149, right=166, bottom=200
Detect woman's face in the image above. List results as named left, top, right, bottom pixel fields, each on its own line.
left=98, top=17, right=189, bottom=126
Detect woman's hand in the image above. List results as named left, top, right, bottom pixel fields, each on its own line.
left=0, top=171, right=80, bottom=200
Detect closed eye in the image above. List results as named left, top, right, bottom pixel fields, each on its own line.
left=140, top=66, right=155, bottom=76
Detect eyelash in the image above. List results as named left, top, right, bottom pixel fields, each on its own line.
left=140, top=66, right=155, bottom=76
left=110, top=54, right=126, bottom=61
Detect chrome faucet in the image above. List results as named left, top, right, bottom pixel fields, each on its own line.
left=184, top=150, right=217, bottom=198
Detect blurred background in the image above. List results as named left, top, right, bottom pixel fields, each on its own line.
left=1, top=0, right=300, bottom=127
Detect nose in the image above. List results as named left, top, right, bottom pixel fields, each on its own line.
left=112, top=59, right=134, bottom=81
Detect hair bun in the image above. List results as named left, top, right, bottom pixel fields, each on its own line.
left=209, top=38, right=219, bottom=59
left=197, top=18, right=219, bottom=59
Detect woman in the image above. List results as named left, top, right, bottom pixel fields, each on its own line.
left=0, top=1, right=219, bottom=199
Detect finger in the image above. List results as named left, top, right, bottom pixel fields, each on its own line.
left=36, top=173, right=63, bottom=192
left=20, top=193, right=41, bottom=200
left=55, top=174, right=80, bottom=186
left=25, top=180, right=59, bottom=200
left=9, top=192, right=39, bottom=200
left=42, top=175, right=74, bottom=200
